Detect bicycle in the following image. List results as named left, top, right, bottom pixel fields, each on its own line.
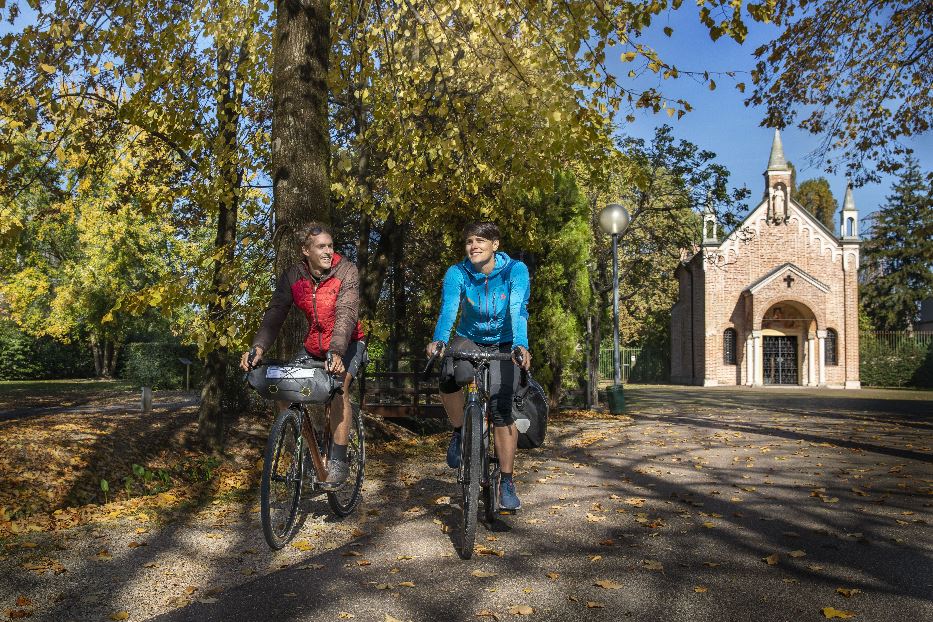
left=424, top=345, right=521, bottom=559
left=246, top=354, right=365, bottom=550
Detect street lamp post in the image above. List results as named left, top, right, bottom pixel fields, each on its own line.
left=599, top=203, right=631, bottom=388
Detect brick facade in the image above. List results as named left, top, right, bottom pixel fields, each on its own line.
left=671, top=133, right=861, bottom=388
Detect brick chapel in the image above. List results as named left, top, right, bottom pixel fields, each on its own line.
left=670, top=130, right=861, bottom=388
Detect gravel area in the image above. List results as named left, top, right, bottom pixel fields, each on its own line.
left=1, top=386, right=930, bottom=622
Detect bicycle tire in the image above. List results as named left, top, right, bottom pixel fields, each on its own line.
left=260, top=408, right=304, bottom=550
left=327, top=404, right=366, bottom=516
left=460, top=402, right=483, bottom=559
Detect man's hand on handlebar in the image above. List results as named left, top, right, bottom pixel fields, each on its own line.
left=326, top=352, right=345, bottom=375
left=240, top=346, right=264, bottom=371
left=512, top=345, right=531, bottom=371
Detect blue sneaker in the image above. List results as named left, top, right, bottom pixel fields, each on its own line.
left=498, top=478, right=521, bottom=512
left=446, top=429, right=462, bottom=468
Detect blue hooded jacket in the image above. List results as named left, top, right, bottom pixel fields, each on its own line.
left=432, top=251, right=530, bottom=348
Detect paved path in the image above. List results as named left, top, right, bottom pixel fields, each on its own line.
left=2, top=386, right=931, bottom=621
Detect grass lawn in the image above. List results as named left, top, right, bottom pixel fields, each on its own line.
left=0, top=378, right=138, bottom=412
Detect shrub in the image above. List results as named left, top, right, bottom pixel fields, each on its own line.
left=120, top=342, right=199, bottom=389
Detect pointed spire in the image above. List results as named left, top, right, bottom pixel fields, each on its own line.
left=767, top=129, right=788, bottom=170
left=843, top=181, right=856, bottom=211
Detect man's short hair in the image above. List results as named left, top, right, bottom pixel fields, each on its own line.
left=462, top=221, right=500, bottom=242
left=296, top=222, right=333, bottom=248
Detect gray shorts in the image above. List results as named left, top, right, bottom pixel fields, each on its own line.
left=292, top=340, right=368, bottom=384
left=438, top=336, right=518, bottom=427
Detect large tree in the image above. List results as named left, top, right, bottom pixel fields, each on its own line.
left=860, top=157, right=933, bottom=331
left=796, top=178, right=837, bottom=231
left=747, top=0, right=932, bottom=184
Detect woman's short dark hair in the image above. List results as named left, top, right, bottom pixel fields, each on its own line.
left=462, top=221, right=500, bottom=242
left=296, top=221, right=333, bottom=248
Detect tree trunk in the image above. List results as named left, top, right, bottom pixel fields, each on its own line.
left=197, top=42, right=245, bottom=450
left=90, top=335, right=103, bottom=377
left=547, top=363, right=563, bottom=411
left=271, top=0, right=331, bottom=359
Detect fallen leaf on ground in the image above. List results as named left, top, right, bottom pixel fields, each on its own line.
left=836, top=588, right=861, bottom=598
left=821, top=607, right=856, bottom=619
left=96, top=549, right=112, bottom=560
left=475, top=611, right=500, bottom=620
left=7, top=609, right=34, bottom=619
left=763, top=553, right=780, bottom=566
left=471, top=570, right=497, bottom=578
left=292, top=540, right=314, bottom=551
left=376, top=584, right=392, bottom=590
left=586, top=602, right=605, bottom=608
left=338, top=613, right=354, bottom=619
left=703, top=562, right=721, bottom=568
left=397, top=581, right=416, bottom=588
left=642, top=559, right=663, bottom=571
left=507, top=605, right=534, bottom=615
left=788, top=550, right=807, bottom=558
left=694, top=586, right=708, bottom=593
left=595, top=579, right=624, bottom=589
left=702, top=521, right=715, bottom=528
left=15, top=598, right=32, bottom=608
left=807, top=564, right=825, bottom=571
left=546, top=572, right=559, bottom=580
left=589, top=555, right=602, bottom=562
left=384, top=615, right=405, bottom=622
left=109, top=613, right=129, bottom=621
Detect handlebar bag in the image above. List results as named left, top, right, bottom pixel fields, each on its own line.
left=512, top=372, right=548, bottom=449
left=247, top=363, right=341, bottom=403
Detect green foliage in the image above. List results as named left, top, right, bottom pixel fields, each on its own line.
left=796, top=178, right=837, bottom=230
left=860, top=334, right=933, bottom=388
left=860, top=158, right=933, bottom=331
left=120, top=342, right=199, bottom=390
left=0, top=319, right=94, bottom=380
left=520, top=172, right=592, bottom=400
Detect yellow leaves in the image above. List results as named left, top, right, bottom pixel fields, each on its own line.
left=586, top=601, right=605, bottom=608
left=821, top=607, right=856, bottom=619
left=338, top=613, right=355, bottom=619
left=621, top=51, right=637, bottom=62
left=641, top=559, right=663, bottom=571
left=109, top=612, right=130, bottom=621
left=594, top=579, right=624, bottom=589
left=507, top=605, right=533, bottom=615
left=291, top=539, right=314, bottom=551
left=39, top=63, right=56, bottom=74
left=694, top=586, right=708, bottom=593
left=836, top=588, right=861, bottom=598
left=762, top=553, right=780, bottom=566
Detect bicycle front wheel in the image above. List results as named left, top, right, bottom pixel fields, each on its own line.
left=459, top=402, right=483, bottom=559
left=260, top=408, right=304, bottom=550
left=327, top=404, right=366, bottom=516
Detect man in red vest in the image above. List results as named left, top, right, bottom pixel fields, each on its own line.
left=240, top=222, right=366, bottom=489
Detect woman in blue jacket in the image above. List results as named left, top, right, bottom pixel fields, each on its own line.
left=426, top=221, right=531, bottom=512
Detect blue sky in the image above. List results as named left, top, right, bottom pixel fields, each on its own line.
left=605, top=7, right=931, bottom=222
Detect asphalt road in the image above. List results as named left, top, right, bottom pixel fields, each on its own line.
left=142, top=386, right=933, bottom=622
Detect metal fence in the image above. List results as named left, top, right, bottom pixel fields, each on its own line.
left=861, top=331, right=933, bottom=349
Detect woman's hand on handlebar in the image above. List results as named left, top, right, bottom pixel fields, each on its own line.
left=425, top=340, right=446, bottom=359
left=240, top=346, right=264, bottom=371
left=512, top=345, right=531, bottom=371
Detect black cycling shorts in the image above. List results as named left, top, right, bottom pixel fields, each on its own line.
left=438, top=335, right=518, bottom=427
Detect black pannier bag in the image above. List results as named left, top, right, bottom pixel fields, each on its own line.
left=512, top=371, right=548, bottom=449
left=246, top=361, right=341, bottom=403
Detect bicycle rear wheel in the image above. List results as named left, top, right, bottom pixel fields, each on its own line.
left=260, top=408, right=304, bottom=550
left=459, top=402, right=483, bottom=559
left=327, top=404, right=366, bottom=516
